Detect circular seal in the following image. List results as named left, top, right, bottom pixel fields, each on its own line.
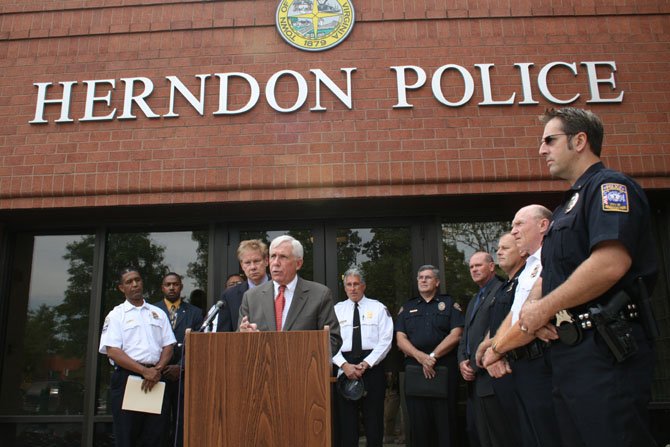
left=276, top=0, right=355, bottom=52
left=565, top=193, right=579, bottom=213
left=438, top=302, right=446, bottom=311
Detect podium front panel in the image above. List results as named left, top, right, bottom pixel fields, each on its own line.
left=184, top=330, right=331, bottom=447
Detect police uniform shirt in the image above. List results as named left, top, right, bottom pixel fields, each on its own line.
left=395, top=295, right=464, bottom=366
left=510, top=249, right=542, bottom=324
left=332, top=296, right=394, bottom=368
left=99, top=300, right=177, bottom=365
left=541, top=162, right=658, bottom=307
left=487, top=268, right=522, bottom=338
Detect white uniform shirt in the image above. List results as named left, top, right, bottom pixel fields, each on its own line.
left=511, top=247, right=543, bottom=324
left=332, top=296, right=393, bottom=369
left=99, top=300, right=176, bottom=365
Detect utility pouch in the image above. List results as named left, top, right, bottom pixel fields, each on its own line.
left=589, top=292, right=638, bottom=363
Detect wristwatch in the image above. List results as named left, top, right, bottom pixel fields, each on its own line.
left=429, top=352, right=436, bottom=359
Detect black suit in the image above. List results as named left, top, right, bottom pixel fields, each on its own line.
left=153, top=300, right=203, bottom=447
left=216, top=276, right=270, bottom=332
left=216, top=281, right=250, bottom=332
left=457, top=276, right=507, bottom=447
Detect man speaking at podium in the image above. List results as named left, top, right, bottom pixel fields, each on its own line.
left=239, top=235, right=342, bottom=355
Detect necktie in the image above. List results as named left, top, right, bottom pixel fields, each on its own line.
left=472, top=288, right=484, bottom=316
left=466, top=289, right=484, bottom=355
left=351, top=303, right=362, bottom=357
left=169, top=305, right=177, bottom=329
left=275, top=285, right=286, bottom=331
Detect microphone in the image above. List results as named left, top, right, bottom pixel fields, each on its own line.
left=199, top=301, right=225, bottom=332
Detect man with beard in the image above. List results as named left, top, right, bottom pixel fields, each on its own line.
left=153, top=272, right=203, bottom=447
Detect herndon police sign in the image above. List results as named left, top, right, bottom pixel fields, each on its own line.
left=276, top=0, right=355, bottom=52
left=29, top=61, right=624, bottom=124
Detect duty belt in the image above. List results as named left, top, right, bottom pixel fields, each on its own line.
left=556, top=294, right=639, bottom=346
left=507, top=339, right=550, bottom=362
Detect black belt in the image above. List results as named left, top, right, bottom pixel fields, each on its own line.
left=343, top=350, right=372, bottom=364
left=115, top=363, right=155, bottom=373
left=507, top=339, right=550, bottom=362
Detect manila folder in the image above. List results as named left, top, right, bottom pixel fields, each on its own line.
left=121, top=375, right=165, bottom=414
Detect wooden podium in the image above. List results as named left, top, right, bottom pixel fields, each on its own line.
left=184, top=330, right=332, bottom=446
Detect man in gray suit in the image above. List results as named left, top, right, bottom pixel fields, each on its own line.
left=239, top=235, right=342, bottom=355
left=458, top=252, right=504, bottom=447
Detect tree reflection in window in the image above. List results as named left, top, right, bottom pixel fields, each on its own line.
left=442, top=221, right=510, bottom=309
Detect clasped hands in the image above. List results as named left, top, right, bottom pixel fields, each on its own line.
left=141, top=364, right=163, bottom=392
left=418, top=351, right=437, bottom=379
left=519, top=299, right=559, bottom=342
left=342, top=361, right=370, bottom=380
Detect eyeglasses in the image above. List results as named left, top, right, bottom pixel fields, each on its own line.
left=540, top=134, right=571, bottom=146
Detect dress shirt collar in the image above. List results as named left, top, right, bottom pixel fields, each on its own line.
left=122, top=299, right=148, bottom=312
left=163, top=298, right=181, bottom=310
left=273, top=274, right=299, bottom=296
left=248, top=275, right=269, bottom=289
left=345, top=296, right=368, bottom=309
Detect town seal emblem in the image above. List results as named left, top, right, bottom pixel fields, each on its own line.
left=276, top=0, right=355, bottom=52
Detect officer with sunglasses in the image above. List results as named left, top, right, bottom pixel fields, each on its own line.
left=519, top=107, right=659, bottom=447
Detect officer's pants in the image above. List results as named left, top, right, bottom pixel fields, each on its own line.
left=550, top=322, right=657, bottom=447
left=511, top=352, right=563, bottom=447
left=110, top=367, right=169, bottom=447
left=405, top=395, right=452, bottom=447
left=475, top=374, right=522, bottom=447
left=335, top=365, right=386, bottom=447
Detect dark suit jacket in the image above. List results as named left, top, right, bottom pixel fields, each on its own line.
left=216, top=281, right=251, bottom=332
left=153, top=300, right=204, bottom=366
left=457, top=275, right=504, bottom=397
left=238, top=277, right=342, bottom=355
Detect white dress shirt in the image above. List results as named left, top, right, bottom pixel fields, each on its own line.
left=511, top=247, right=543, bottom=324
left=99, top=300, right=176, bottom=365
left=332, top=296, right=393, bottom=369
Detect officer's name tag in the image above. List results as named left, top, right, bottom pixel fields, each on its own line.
left=409, top=309, right=418, bottom=313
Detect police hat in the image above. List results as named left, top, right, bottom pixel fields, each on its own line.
left=336, top=374, right=365, bottom=401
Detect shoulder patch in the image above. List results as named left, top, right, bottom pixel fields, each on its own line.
left=101, top=316, right=110, bottom=333
left=601, top=183, right=629, bottom=212
left=397, top=306, right=404, bottom=316
left=453, top=302, right=462, bottom=312
left=384, top=307, right=391, bottom=317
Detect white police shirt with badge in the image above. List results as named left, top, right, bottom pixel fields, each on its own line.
left=99, top=299, right=176, bottom=365
left=510, top=247, right=542, bottom=324
left=332, top=296, right=394, bottom=370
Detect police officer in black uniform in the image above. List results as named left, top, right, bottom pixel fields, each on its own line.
left=396, top=265, right=464, bottom=447
left=520, top=107, right=658, bottom=447
left=475, top=233, right=526, bottom=447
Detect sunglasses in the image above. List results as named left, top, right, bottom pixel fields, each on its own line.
left=541, top=134, right=571, bottom=146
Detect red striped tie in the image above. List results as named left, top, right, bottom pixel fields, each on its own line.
left=275, top=285, right=286, bottom=331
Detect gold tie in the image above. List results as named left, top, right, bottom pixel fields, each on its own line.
left=169, top=305, right=177, bottom=329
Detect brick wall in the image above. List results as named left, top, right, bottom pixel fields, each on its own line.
left=1, top=0, right=669, bottom=209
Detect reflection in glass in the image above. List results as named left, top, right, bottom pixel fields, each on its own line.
left=0, top=422, right=82, bottom=446
left=0, top=235, right=92, bottom=416
left=441, top=221, right=510, bottom=309
left=95, top=230, right=208, bottom=415
left=240, top=229, right=314, bottom=281
left=336, top=227, right=412, bottom=312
